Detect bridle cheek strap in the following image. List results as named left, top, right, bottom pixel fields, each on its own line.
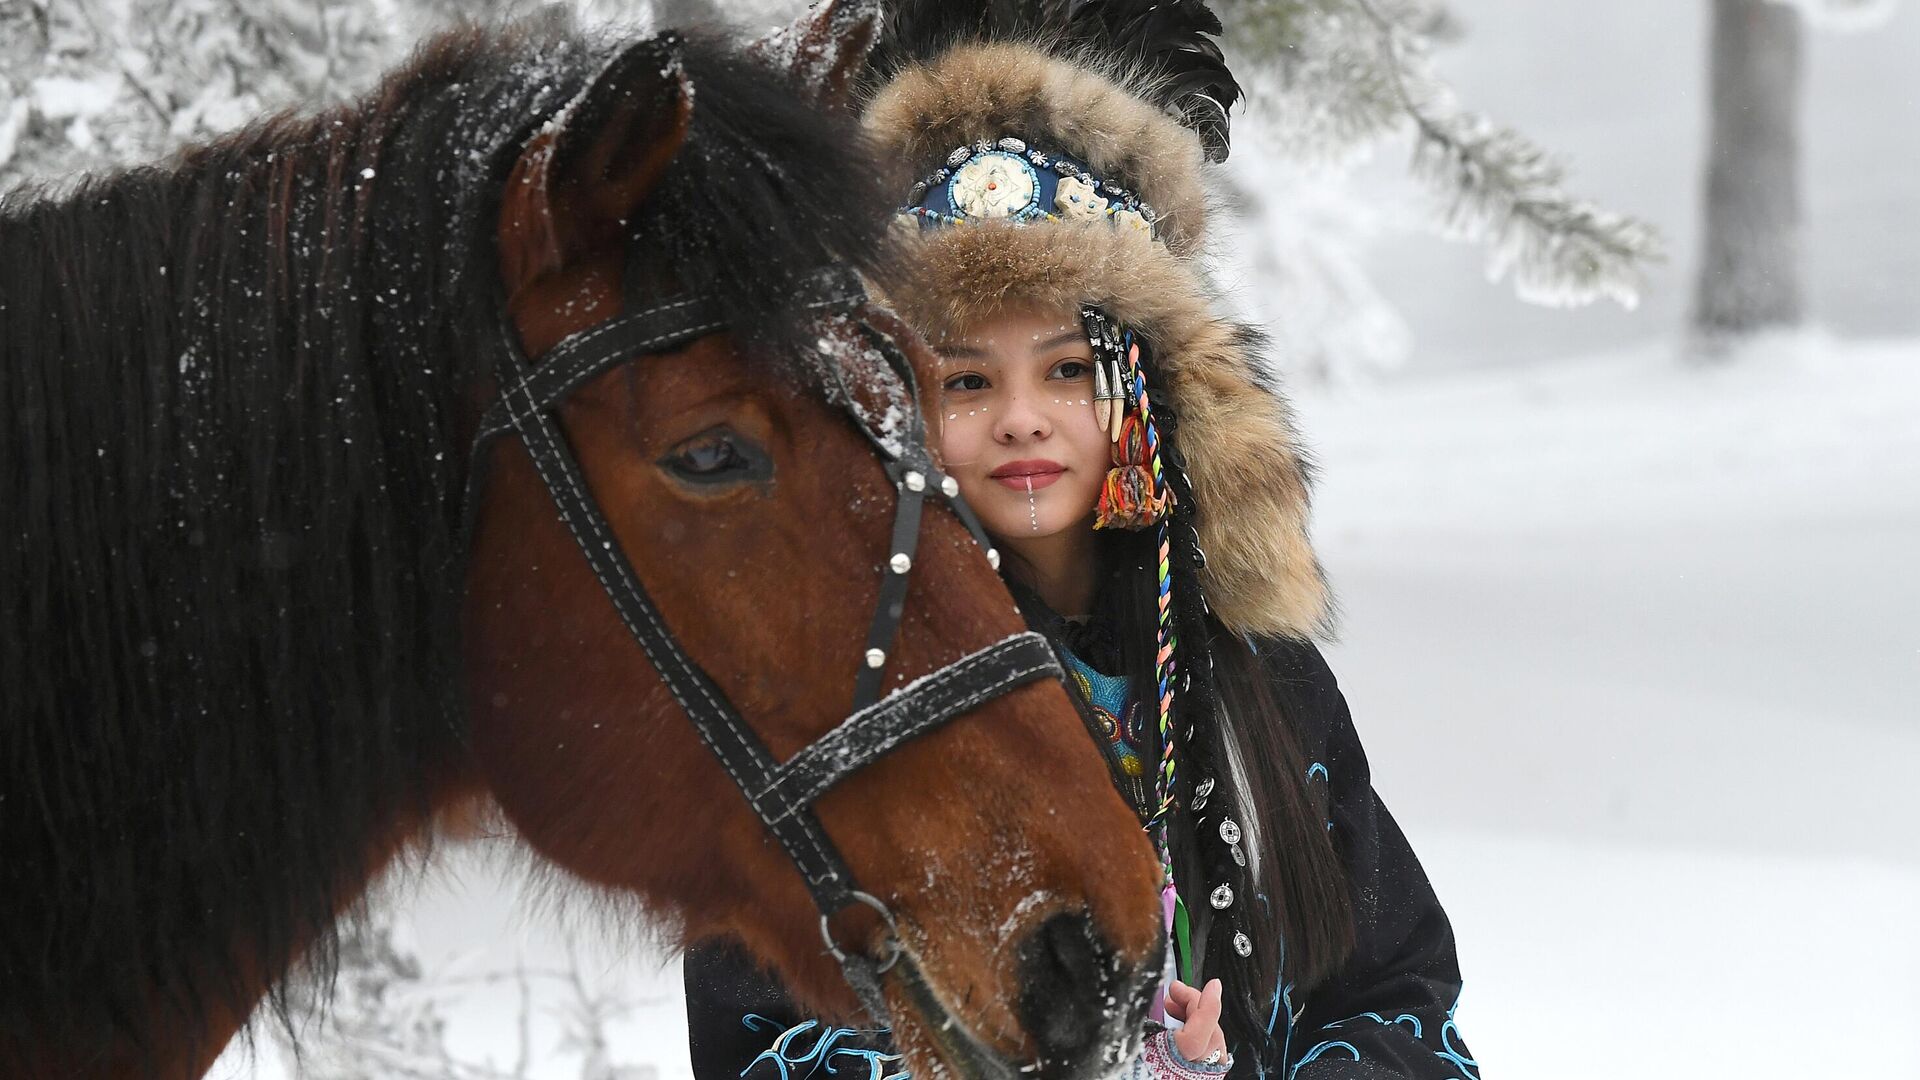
left=471, top=264, right=1058, bottom=1023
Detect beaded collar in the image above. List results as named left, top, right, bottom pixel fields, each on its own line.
left=897, top=138, right=1160, bottom=241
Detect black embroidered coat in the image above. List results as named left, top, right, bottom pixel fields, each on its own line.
left=682, top=640, right=1477, bottom=1080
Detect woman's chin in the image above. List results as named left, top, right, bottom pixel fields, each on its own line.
left=975, top=505, right=1096, bottom=544
left=965, top=481, right=1099, bottom=539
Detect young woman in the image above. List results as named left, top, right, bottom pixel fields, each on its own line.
left=684, top=19, right=1477, bottom=1080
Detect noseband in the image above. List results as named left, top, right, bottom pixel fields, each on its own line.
left=470, top=260, right=1060, bottom=1021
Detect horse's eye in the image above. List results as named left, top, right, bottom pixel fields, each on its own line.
left=660, top=427, right=770, bottom=487
left=682, top=439, right=741, bottom=473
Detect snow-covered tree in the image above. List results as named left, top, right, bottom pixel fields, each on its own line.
left=275, top=912, right=506, bottom=1080
left=1221, top=0, right=1661, bottom=314
left=261, top=899, right=664, bottom=1079
left=3, top=0, right=377, bottom=189
left=1688, top=0, right=1901, bottom=358
left=1691, top=0, right=1806, bottom=354
left=4, top=0, right=1663, bottom=386
left=0, top=0, right=573, bottom=192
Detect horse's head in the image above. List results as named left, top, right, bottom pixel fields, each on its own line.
left=463, top=33, right=1163, bottom=1079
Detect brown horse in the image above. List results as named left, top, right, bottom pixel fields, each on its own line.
left=0, top=21, right=1161, bottom=1080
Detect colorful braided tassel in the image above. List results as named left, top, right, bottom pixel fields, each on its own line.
left=1087, top=326, right=1189, bottom=999
left=1094, top=344, right=1173, bottom=531
left=1095, top=415, right=1171, bottom=529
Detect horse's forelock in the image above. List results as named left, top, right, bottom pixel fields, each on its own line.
left=626, top=35, right=903, bottom=348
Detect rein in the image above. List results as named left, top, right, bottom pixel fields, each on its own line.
left=468, top=256, right=1059, bottom=1021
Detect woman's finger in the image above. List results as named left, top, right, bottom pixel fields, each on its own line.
left=1190, top=978, right=1223, bottom=1030
left=1172, top=1019, right=1214, bottom=1063
left=1163, top=978, right=1195, bottom=1021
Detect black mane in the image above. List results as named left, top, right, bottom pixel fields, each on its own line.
left=0, top=20, right=892, bottom=1063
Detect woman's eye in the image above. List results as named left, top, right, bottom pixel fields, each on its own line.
left=1052, top=360, right=1091, bottom=380
left=943, top=372, right=989, bottom=392
left=660, top=427, right=769, bottom=487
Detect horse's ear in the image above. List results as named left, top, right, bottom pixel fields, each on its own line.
left=749, top=0, right=884, bottom=109
left=500, top=33, right=694, bottom=299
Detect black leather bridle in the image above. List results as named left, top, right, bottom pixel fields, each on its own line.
left=467, top=259, right=1061, bottom=1021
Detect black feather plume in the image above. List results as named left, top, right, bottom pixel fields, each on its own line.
left=1060, top=0, right=1242, bottom=161
left=868, top=0, right=1048, bottom=70
left=868, top=0, right=1242, bottom=161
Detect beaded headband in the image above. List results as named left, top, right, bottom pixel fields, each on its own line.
left=896, top=138, right=1161, bottom=241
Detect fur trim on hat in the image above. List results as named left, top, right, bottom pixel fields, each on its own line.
left=864, top=41, right=1210, bottom=257
left=865, top=43, right=1332, bottom=639
left=880, top=221, right=1331, bottom=639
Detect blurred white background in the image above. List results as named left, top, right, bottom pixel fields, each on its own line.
left=234, top=1, right=1920, bottom=1075
left=7, top=0, right=1911, bottom=1077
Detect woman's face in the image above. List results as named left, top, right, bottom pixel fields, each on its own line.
left=933, top=307, right=1110, bottom=542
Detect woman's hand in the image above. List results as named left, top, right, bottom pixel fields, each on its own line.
left=1164, top=977, right=1227, bottom=1067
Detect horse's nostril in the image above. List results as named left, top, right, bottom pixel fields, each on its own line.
left=1013, top=912, right=1119, bottom=1070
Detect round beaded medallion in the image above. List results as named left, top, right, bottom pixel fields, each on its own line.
left=947, top=151, right=1040, bottom=221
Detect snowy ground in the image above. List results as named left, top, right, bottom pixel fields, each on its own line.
left=220, top=335, right=1920, bottom=1079
left=1299, top=333, right=1920, bottom=1078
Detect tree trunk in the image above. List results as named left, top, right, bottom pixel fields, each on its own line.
left=1691, top=0, right=1806, bottom=352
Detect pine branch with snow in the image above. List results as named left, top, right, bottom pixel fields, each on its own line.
left=1221, top=0, right=1662, bottom=311
left=0, top=0, right=552, bottom=193
left=274, top=914, right=521, bottom=1080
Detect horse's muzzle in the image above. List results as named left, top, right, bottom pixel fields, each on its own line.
left=893, top=912, right=1162, bottom=1080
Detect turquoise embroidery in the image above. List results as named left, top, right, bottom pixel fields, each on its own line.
left=1260, top=928, right=1302, bottom=1080
left=1060, top=648, right=1151, bottom=786
left=740, top=1016, right=908, bottom=1080
left=1326, top=1011, right=1421, bottom=1039
left=1435, top=996, right=1479, bottom=1079
left=1292, top=1040, right=1360, bottom=1069
left=1291, top=1000, right=1477, bottom=1079
left=1306, top=762, right=1332, bottom=830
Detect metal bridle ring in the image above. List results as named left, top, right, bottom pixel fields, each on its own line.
left=820, top=890, right=904, bottom=975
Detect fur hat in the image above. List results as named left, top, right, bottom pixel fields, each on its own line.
left=864, top=41, right=1330, bottom=639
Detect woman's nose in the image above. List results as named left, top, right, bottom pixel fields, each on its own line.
left=995, top=392, right=1052, bottom=443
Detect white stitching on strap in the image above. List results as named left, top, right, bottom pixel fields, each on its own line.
left=498, top=269, right=857, bottom=409
left=484, top=316, right=726, bottom=439
left=497, top=293, right=706, bottom=403
left=774, top=656, right=1055, bottom=811
left=485, top=278, right=859, bottom=440
left=758, top=636, right=1056, bottom=823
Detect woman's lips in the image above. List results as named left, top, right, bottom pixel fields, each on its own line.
left=995, top=472, right=1062, bottom=491
left=989, top=460, right=1066, bottom=491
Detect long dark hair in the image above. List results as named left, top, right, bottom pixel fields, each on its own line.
left=0, top=21, right=897, bottom=1066
left=1005, top=361, right=1353, bottom=1077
